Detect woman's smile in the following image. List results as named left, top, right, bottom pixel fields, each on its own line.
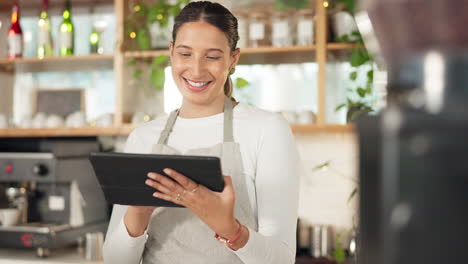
left=183, top=77, right=213, bottom=92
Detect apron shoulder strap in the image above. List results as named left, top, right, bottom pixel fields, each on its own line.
left=157, top=109, right=179, bottom=145
left=223, top=97, right=234, bottom=142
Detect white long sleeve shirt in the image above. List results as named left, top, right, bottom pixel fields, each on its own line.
left=103, top=103, right=300, bottom=264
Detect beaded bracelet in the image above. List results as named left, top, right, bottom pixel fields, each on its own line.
left=214, top=219, right=242, bottom=246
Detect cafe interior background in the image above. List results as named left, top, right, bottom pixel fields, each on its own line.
left=2, top=0, right=454, bottom=263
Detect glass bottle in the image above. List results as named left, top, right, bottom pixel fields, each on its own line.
left=235, top=10, right=248, bottom=48
left=89, top=27, right=100, bottom=54
left=37, top=0, right=53, bottom=59
left=248, top=11, right=271, bottom=48
left=272, top=10, right=293, bottom=47
left=59, top=0, right=74, bottom=56
left=297, top=9, right=315, bottom=46
left=8, top=1, right=23, bottom=59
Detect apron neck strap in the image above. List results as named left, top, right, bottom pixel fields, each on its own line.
left=223, top=97, right=234, bottom=142
left=157, top=97, right=235, bottom=145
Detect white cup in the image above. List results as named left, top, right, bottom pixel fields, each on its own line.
left=95, top=113, right=113, bottom=127
left=0, top=208, right=21, bottom=227
left=45, top=114, right=65, bottom=128
left=0, top=114, right=8, bottom=128
left=281, top=111, right=298, bottom=124
left=85, top=232, right=104, bottom=261
left=32, top=112, right=47, bottom=128
left=332, top=11, right=359, bottom=41
left=297, top=110, right=316, bottom=124
left=66, top=111, right=87, bottom=128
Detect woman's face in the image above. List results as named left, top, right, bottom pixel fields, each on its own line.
left=169, top=21, right=239, bottom=106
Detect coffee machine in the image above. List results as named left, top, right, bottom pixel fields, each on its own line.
left=356, top=1, right=468, bottom=264
left=0, top=137, right=108, bottom=257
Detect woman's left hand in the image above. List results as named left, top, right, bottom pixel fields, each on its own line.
left=145, top=168, right=240, bottom=239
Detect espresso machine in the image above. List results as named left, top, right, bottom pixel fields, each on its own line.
left=0, top=137, right=108, bottom=257
left=356, top=1, right=468, bottom=264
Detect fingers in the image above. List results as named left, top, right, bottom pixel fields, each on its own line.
left=146, top=171, right=196, bottom=205
left=153, top=191, right=186, bottom=207
left=163, top=168, right=198, bottom=190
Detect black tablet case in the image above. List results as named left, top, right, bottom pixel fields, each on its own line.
left=89, top=152, right=224, bottom=207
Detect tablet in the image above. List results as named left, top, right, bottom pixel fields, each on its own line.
left=89, top=152, right=224, bottom=207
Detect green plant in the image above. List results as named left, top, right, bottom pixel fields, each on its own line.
left=332, top=233, right=346, bottom=264
left=126, top=0, right=189, bottom=91
left=274, top=0, right=310, bottom=10
left=331, top=0, right=375, bottom=122
left=334, top=30, right=375, bottom=122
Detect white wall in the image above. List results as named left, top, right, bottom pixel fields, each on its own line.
left=296, top=133, right=358, bottom=231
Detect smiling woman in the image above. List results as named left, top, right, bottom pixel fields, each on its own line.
left=102, top=2, right=300, bottom=264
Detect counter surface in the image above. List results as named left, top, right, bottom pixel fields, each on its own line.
left=0, top=247, right=102, bottom=264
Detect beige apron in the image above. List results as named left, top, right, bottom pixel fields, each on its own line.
left=142, top=97, right=258, bottom=264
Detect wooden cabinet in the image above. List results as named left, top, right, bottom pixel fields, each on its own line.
left=0, top=0, right=356, bottom=137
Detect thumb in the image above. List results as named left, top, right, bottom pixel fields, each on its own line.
left=222, top=175, right=234, bottom=193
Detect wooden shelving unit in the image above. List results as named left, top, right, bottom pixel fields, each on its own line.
left=0, top=0, right=360, bottom=138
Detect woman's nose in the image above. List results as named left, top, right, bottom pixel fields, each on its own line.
left=188, top=58, right=205, bottom=77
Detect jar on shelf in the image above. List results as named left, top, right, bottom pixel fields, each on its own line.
left=235, top=10, right=249, bottom=48
left=271, top=10, right=294, bottom=47
left=296, top=8, right=315, bottom=46
left=248, top=11, right=271, bottom=47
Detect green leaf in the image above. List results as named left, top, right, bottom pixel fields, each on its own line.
left=169, top=6, right=181, bottom=16
left=366, top=82, right=372, bottom=94
left=332, top=233, right=346, bottom=264
left=312, top=161, right=330, bottom=171
left=150, top=68, right=166, bottom=90
left=335, top=103, right=346, bottom=111
left=348, top=106, right=372, bottom=122
left=235, top=77, right=249, bottom=89
left=357, top=87, right=366, bottom=97
left=351, top=31, right=361, bottom=38
left=348, top=187, right=358, bottom=203
left=127, top=59, right=137, bottom=67
left=133, top=69, right=142, bottom=79
left=134, top=3, right=148, bottom=17
left=349, top=71, right=357, bottom=81
left=136, top=28, right=151, bottom=50
left=152, top=55, right=169, bottom=67
left=350, top=49, right=363, bottom=67
left=367, top=70, right=374, bottom=82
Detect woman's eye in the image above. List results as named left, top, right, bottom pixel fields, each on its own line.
left=206, top=56, right=220, bottom=60
left=179, top=53, right=191, bottom=57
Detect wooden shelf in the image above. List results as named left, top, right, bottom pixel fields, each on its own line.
left=124, top=46, right=318, bottom=59
left=327, top=43, right=364, bottom=50
left=0, top=54, right=114, bottom=65
left=0, top=125, right=135, bottom=138
left=0, top=54, right=114, bottom=73
left=124, top=46, right=319, bottom=64
left=124, top=50, right=170, bottom=59
left=291, top=124, right=355, bottom=134
left=0, top=124, right=354, bottom=137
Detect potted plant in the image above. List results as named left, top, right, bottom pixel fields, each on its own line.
left=330, top=0, right=375, bottom=122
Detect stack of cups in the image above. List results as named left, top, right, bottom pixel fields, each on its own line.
left=85, top=232, right=104, bottom=261
left=309, top=225, right=331, bottom=258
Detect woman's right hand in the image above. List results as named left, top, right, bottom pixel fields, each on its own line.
left=124, top=206, right=158, bottom=237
